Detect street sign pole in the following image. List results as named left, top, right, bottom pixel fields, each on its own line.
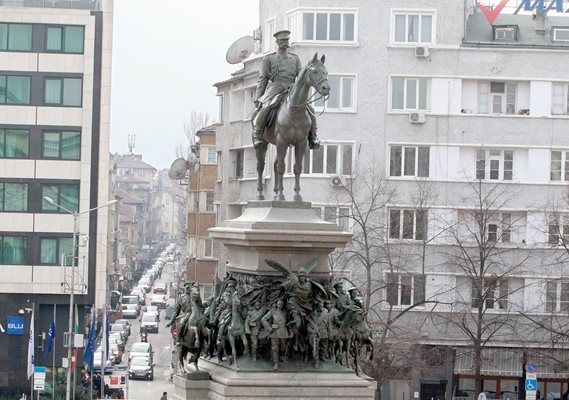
left=526, top=362, right=538, bottom=400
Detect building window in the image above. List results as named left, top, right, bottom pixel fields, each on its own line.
left=0, top=182, right=28, bottom=211
left=0, top=235, right=27, bottom=264
left=291, top=142, right=353, bottom=176
left=231, top=149, right=244, bottom=179
left=478, top=81, right=516, bottom=114
left=0, top=23, right=32, bottom=51
left=0, top=129, right=29, bottom=158
left=40, top=237, right=73, bottom=265
left=263, top=18, right=275, bottom=53
left=552, top=27, right=569, bottom=42
left=476, top=149, right=513, bottom=181
left=392, top=10, right=434, bottom=44
left=389, top=145, right=430, bottom=178
left=386, top=273, right=425, bottom=306
left=204, top=237, right=213, bottom=258
left=42, top=131, right=81, bottom=160
left=391, top=77, right=430, bottom=111
left=389, top=209, right=428, bottom=240
left=0, top=75, right=31, bottom=104
left=472, top=278, right=509, bottom=310
left=44, top=78, right=82, bottom=106
left=313, top=75, right=356, bottom=112
left=46, top=25, right=84, bottom=53
left=552, top=83, right=569, bottom=115
left=287, top=9, right=357, bottom=43
left=487, top=213, right=511, bottom=243
left=202, top=285, right=213, bottom=300
left=41, top=184, right=79, bottom=213
left=551, top=150, right=569, bottom=181
left=205, top=192, right=214, bottom=212
left=217, top=95, right=224, bottom=123
left=548, top=215, right=569, bottom=245
left=546, top=281, right=569, bottom=312
left=205, top=147, right=217, bottom=164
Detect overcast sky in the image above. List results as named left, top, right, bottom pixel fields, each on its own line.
left=110, top=1, right=259, bottom=169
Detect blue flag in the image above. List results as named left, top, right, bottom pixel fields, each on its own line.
left=43, top=306, right=56, bottom=360
left=82, top=306, right=97, bottom=370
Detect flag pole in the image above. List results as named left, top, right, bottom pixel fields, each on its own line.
left=52, top=304, right=56, bottom=400
left=29, top=303, right=35, bottom=400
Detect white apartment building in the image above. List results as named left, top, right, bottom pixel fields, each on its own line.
left=0, top=0, right=113, bottom=393
left=214, top=0, right=569, bottom=399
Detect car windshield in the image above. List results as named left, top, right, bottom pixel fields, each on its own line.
left=122, top=297, right=138, bottom=304
left=142, top=315, right=156, bottom=322
left=146, top=306, right=158, bottom=311
left=110, top=325, right=123, bottom=331
left=131, top=358, right=149, bottom=366
left=152, top=295, right=164, bottom=301
left=131, top=343, right=150, bottom=352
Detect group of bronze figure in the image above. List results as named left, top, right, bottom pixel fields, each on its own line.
left=166, top=259, right=373, bottom=373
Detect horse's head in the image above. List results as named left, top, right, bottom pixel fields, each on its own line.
left=306, top=53, right=330, bottom=98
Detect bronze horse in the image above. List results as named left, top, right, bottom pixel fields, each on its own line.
left=254, top=53, right=330, bottom=201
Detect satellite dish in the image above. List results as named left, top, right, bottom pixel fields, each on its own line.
left=168, top=158, right=188, bottom=180
left=226, top=35, right=255, bottom=64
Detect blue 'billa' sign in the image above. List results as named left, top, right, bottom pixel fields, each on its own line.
left=6, top=316, right=25, bottom=335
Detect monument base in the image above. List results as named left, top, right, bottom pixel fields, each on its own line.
left=173, top=358, right=377, bottom=400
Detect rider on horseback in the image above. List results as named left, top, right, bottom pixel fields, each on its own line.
left=252, top=30, right=320, bottom=150
left=166, top=282, right=201, bottom=344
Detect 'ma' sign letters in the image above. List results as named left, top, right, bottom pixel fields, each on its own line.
left=6, top=316, right=25, bottom=335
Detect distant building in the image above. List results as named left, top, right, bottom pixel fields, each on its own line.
left=0, top=0, right=114, bottom=393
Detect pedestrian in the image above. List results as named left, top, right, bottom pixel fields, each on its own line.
left=160, top=391, right=168, bottom=400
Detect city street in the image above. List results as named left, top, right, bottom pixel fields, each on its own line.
left=122, top=262, right=179, bottom=400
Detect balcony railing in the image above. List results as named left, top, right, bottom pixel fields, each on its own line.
left=0, top=0, right=100, bottom=10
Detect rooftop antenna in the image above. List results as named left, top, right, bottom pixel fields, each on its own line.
left=128, top=134, right=136, bottom=154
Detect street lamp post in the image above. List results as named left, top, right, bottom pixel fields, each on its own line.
left=44, top=197, right=117, bottom=400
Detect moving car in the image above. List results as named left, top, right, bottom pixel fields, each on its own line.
left=110, top=323, right=128, bottom=341
left=121, top=295, right=140, bottom=319
left=142, top=305, right=160, bottom=321
left=153, top=282, right=167, bottom=294
left=109, top=342, right=123, bottom=364
left=128, top=356, right=154, bottom=380
left=140, top=312, right=159, bottom=333
left=151, top=294, right=167, bottom=309
left=128, top=342, right=153, bottom=363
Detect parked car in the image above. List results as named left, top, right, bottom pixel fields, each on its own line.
left=109, top=342, right=123, bottom=364
left=128, top=356, right=154, bottom=380
left=93, top=348, right=113, bottom=374
left=153, top=282, right=167, bottom=294
left=114, top=319, right=131, bottom=336
left=109, top=333, right=125, bottom=353
left=151, top=294, right=167, bottom=309
left=128, top=342, right=153, bottom=363
left=140, top=312, right=159, bottom=333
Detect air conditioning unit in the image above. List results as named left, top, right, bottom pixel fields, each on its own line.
left=330, top=175, right=346, bottom=188
left=415, top=46, right=430, bottom=58
left=409, top=112, right=426, bottom=124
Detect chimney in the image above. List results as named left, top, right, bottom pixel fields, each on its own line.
left=534, top=9, right=546, bottom=35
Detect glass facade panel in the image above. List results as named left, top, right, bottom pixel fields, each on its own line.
left=64, top=26, right=84, bottom=53
left=3, top=183, right=27, bottom=211
left=5, top=76, right=30, bottom=104
left=43, top=132, right=60, bottom=158
left=312, top=147, right=323, bottom=173
left=46, top=27, right=63, bottom=51
left=8, top=24, right=32, bottom=51
left=405, top=79, right=417, bottom=109
left=326, top=145, right=337, bottom=174
left=1, top=129, right=29, bottom=158
left=329, top=13, right=341, bottom=40
left=392, top=78, right=404, bottom=109
left=63, top=78, right=81, bottom=106
left=343, top=14, right=354, bottom=41
left=1, top=236, right=27, bottom=264
left=303, top=13, right=314, bottom=40
left=40, top=238, right=57, bottom=264
left=342, top=145, right=352, bottom=175
left=45, top=79, right=62, bottom=104
left=61, top=131, right=80, bottom=160
left=315, top=13, right=328, bottom=40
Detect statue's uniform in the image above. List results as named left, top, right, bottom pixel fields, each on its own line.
left=254, top=51, right=302, bottom=105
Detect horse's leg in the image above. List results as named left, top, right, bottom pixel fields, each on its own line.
left=241, top=331, right=249, bottom=356
left=179, top=345, right=187, bottom=374
left=275, top=140, right=287, bottom=200
left=228, top=332, right=238, bottom=367
left=256, top=145, right=267, bottom=200
left=273, top=157, right=279, bottom=198
left=293, top=141, right=307, bottom=201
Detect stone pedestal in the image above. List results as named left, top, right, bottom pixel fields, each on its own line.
left=209, top=201, right=352, bottom=277
left=173, top=358, right=377, bottom=400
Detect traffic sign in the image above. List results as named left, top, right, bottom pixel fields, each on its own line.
left=527, top=362, right=537, bottom=373
left=525, top=379, right=537, bottom=391
left=33, top=381, right=44, bottom=391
